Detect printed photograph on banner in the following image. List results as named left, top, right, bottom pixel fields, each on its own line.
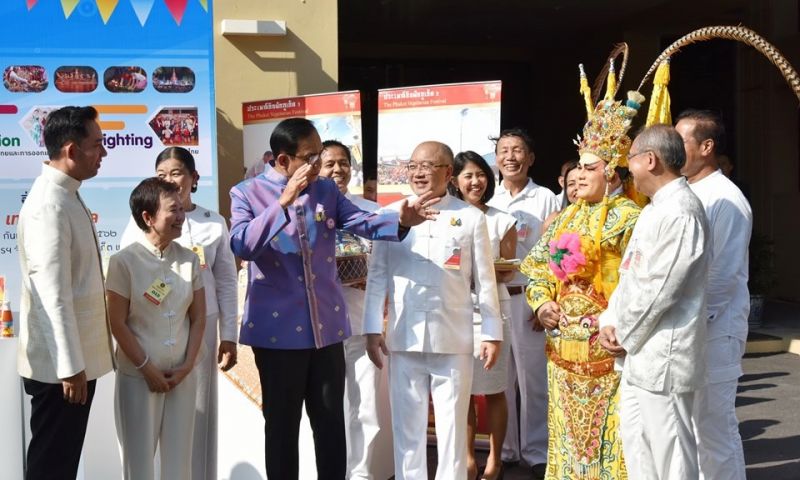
left=242, top=91, right=363, bottom=190
left=19, top=106, right=62, bottom=147
left=3, top=65, right=49, bottom=93
left=54, top=66, right=98, bottom=93
left=103, top=66, right=148, bottom=93
left=152, top=67, right=195, bottom=93
left=149, top=107, right=199, bottom=146
left=377, top=81, right=501, bottom=202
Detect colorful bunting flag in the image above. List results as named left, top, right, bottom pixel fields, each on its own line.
left=60, top=0, right=79, bottom=18
left=130, top=0, right=155, bottom=26
left=22, top=0, right=208, bottom=25
left=96, top=0, right=120, bottom=24
left=164, top=0, right=189, bottom=25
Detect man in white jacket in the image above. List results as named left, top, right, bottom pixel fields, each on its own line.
left=599, top=125, right=710, bottom=480
left=319, top=140, right=393, bottom=479
left=364, top=141, right=502, bottom=480
left=17, top=106, right=115, bottom=479
left=676, top=110, right=752, bottom=480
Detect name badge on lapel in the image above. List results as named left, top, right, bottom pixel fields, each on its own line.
left=144, top=278, right=172, bottom=305
left=443, top=237, right=461, bottom=270
left=517, top=221, right=530, bottom=241
left=191, top=245, right=207, bottom=269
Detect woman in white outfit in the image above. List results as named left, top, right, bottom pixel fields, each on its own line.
left=449, top=151, right=517, bottom=480
left=107, top=177, right=206, bottom=480
left=120, top=146, right=239, bottom=479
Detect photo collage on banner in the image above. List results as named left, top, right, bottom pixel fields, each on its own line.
left=377, top=81, right=502, bottom=204
left=0, top=0, right=217, bottom=307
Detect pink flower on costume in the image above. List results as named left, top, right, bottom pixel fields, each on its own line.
left=548, top=232, right=587, bottom=281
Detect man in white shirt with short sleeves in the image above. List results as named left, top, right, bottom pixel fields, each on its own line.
left=319, top=140, right=393, bottom=479
left=486, top=128, right=559, bottom=478
left=599, top=124, right=710, bottom=480
left=676, top=110, right=752, bottom=480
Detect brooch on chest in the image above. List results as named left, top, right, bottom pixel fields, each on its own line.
left=315, top=204, right=327, bottom=222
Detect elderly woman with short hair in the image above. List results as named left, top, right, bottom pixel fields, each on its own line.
left=107, top=177, right=206, bottom=480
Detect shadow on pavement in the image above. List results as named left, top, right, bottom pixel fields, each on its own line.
left=740, top=419, right=780, bottom=440
left=746, top=459, right=800, bottom=480
left=739, top=371, right=790, bottom=383
left=736, top=395, right=774, bottom=407
left=743, top=435, right=800, bottom=466
left=737, top=382, right=777, bottom=393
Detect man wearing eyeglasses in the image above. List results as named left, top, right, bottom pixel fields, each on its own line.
left=229, top=118, right=437, bottom=480
left=599, top=125, right=710, bottom=480
left=364, top=141, right=503, bottom=480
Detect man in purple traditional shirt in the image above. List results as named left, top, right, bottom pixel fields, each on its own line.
left=229, top=118, right=437, bottom=480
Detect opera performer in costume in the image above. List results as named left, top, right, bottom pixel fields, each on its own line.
left=520, top=62, right=645, bottom=480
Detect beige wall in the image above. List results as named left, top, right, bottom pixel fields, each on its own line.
left=213, top=0, right=339, bottom=218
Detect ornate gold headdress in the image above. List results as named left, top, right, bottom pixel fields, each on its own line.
left=575, top=46, right=646, bottom=172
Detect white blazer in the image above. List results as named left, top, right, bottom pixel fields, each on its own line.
left=17, top=164, right=114, bottom=383
left=363, top=194, right=502, bottom=354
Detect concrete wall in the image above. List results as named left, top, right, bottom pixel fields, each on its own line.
left=213, top=0, right=339, bottom=218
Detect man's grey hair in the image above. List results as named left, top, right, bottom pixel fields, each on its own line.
left=634, top=124, right=686, bottom=174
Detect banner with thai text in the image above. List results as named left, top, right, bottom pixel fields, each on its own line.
left=242, top=91, right=363, bottom=191
left=0, top=0, right=217, bottom=309
left=377, top=81, right=501, bottom=203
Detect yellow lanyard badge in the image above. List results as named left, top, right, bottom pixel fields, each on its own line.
left=144, top=278, right=172, bottom=306
left=191, top=245, right=207, bottom=269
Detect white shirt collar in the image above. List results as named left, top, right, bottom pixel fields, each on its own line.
left=41, top=162, right=81, bottom=193
left=651, top=177, right=686, bottom=205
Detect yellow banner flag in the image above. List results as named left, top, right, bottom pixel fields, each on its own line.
left=96, top=0, right=120, bottom=24
left=60, top=0, right=79, bottom=18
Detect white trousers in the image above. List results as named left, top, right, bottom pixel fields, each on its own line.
left=502, top=293, right=548, bottom=465
left=344, top=334, right=393, bottom=479
left=694, top=336, right=746, bottom=480
left=620, top=377, right=699, bottom=480
left=388, top=351, right=472, bottom=480
left=115, top=370, right=198, bottom=480
left=193, top=313, right=220, bottom=480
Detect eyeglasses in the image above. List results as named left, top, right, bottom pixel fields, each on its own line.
left=406, top=162, right=449, bottom=173
left=628, top=150, right=652, bottom=161
left=290, top=152, right=321, bottom=166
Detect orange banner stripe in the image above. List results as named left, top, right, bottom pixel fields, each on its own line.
left=98, top=120, right=126, bottom=130
left=93, top=104, right=148, bottom=114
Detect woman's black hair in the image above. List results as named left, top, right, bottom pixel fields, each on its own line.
left=130, top=177, right=180, bottom=232
left=155, top=146, right=198, bottom=193
left=447, top=150, right=496, bottom=205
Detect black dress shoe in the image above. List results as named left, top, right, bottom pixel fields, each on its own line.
left=531, top=463, right=547, bottom=479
